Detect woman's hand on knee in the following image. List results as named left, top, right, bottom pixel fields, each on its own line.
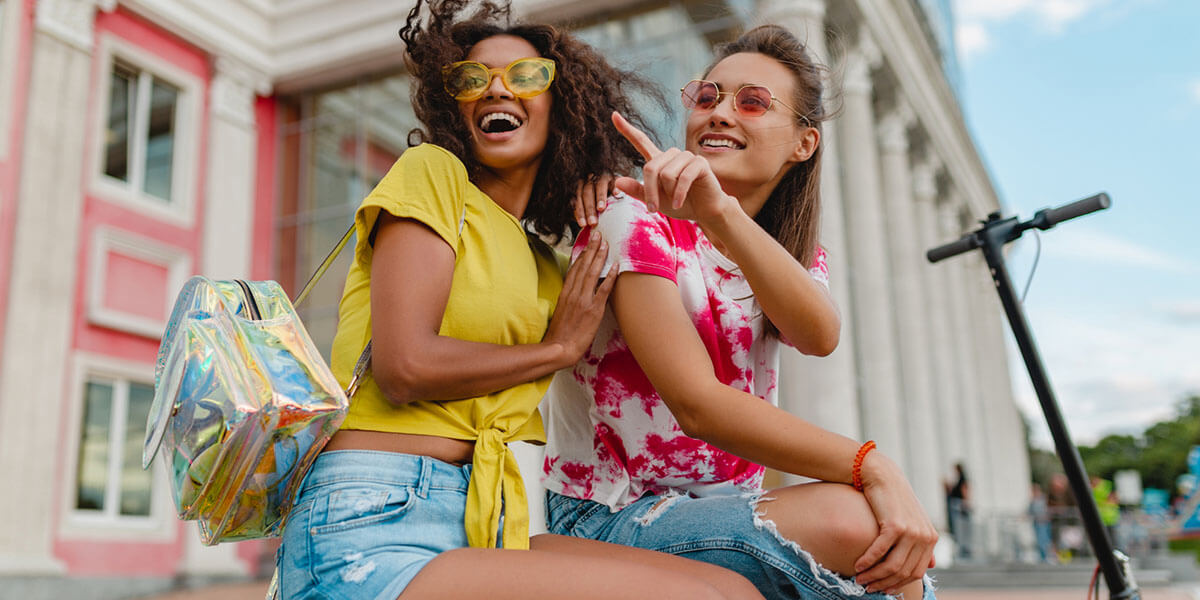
left=852, top=452, right=938, bottom=595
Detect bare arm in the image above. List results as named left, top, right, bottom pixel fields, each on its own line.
left=702, top=204, right=840, bottom=356
left=610, top=272, right=858, bottom=480
left=612, top=272, right=934, bottom=587
left=369, top=212, right=614, bottom=405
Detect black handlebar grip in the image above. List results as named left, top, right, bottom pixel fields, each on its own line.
left=1038, top=192, right=1111, bottom=229
left=926, top=235, right=977, bottom=263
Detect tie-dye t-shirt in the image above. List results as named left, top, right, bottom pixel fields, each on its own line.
left=541, top=192, right=830, bottom=509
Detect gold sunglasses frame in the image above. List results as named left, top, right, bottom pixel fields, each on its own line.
left=680, top=79, right=812, bottom=126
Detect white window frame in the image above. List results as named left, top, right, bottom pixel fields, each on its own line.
left=87, top=226, right=191, bottom=339
left=89, top=33, right=203, bottom=228
left=0, top=0, right=19, bottom=161
left=60, top=354, right=174, bottom=541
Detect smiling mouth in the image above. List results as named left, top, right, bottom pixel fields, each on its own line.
left=699, top=137, right=745, bottom=150
left=479, top=112, right=524, bottom=134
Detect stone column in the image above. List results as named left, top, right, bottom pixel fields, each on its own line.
left=912, top=159, right=958, bottom=532
left=877, top=104, right=943, bottom=519
left=968, top=250, right=1032, bottom=514
left=758, top=0, right=863, bottom=455
left=835, top=32, right=908, bottom=471
left=939, top=195, right=992, bottom=546
left=0, top=0, right=115, bottom=574
left=201, top=55, right=269, bottom=278
left=178, top=55, right=270, bottom=577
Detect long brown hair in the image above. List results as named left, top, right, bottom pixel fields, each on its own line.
left=709, top=25, right=828, bottom=272
left=399, top=0, right=660, bottom=241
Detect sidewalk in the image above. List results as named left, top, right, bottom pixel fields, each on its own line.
left=937, top=588, right=1200, bottom=599
left=142, top=581, right=1200, bottom=599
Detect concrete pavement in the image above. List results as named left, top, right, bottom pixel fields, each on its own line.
left=139, top=580, right=1200, bottom=599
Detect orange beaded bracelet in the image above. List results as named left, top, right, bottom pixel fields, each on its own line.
left=851, top=440, right=877, bottom=492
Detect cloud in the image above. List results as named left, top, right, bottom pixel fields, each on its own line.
left=1158, top=301, right=1200, bottom=323
left=955, top=22, right=991, bottom=62
left=953, top=0, right=1114, bottom=60
left=1043, top=227, right=1199, bottom=274
left=1190, top=80, right=1200, bottom=105
left=1012, top=308, right=1200, bottom=447
left=955, top=0, right=1109, bottom=28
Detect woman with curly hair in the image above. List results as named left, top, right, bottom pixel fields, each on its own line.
left=274, top=1, right=764, bottom=599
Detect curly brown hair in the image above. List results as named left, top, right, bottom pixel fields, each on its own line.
left=399, top=0, right=661, bottom=241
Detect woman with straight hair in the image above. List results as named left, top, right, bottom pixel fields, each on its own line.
left=542, top=24, right=938, bottom=600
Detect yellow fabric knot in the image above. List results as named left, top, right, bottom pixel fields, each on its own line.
left=465, top=428, right=529, bottom=549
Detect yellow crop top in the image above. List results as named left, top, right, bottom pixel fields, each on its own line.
left=329, top=143, right=565, bottom=550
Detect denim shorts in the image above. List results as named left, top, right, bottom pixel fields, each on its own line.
left=546, top=491, right=935, bottom=600
left=277, top=450, right=472, bottom=600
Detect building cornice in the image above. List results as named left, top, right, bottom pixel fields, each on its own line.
left=35, top=0, right=117, bottom=52
left=854, top=0, right=999, bottom=217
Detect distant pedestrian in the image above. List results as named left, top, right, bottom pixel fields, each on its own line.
left=945, top=463, right=972, bottom=559
left=1029, top=484, right=1055, bottom=563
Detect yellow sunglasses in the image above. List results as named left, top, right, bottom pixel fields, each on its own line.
left=442, top=57, right=557, bottom=102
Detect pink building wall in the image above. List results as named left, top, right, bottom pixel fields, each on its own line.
left=0, top=4, right=279, bottom=577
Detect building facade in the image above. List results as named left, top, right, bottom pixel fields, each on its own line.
left=0, top=0, right=1030, bottom=595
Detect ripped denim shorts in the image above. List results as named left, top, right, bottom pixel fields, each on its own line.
left=277, top=450, right=472, bottom=600
left=546, top=490, right=935, bottom=600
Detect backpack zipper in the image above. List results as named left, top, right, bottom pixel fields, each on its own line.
left=234, top=280, right=262, bottom=320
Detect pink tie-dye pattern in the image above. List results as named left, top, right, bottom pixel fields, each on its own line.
left=542, top=195, right=831, bottom=509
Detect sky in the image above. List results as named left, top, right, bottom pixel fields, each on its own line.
left=950, top=0, right=1200, bottom=448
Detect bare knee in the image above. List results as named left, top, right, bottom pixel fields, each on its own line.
left=756, top=484, right=879, bottom=576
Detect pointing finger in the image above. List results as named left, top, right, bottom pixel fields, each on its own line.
left=612, top=111, right=661, bottom=160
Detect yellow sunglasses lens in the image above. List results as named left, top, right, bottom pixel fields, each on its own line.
left=504, top=59, right=554, bottom=96
left=443, top=58, right=555, bottom=101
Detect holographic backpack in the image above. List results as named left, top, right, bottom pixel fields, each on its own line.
left=143, top=227, right=367, bottom=545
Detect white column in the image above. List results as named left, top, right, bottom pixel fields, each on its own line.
left=912, top=159, right=958, bottom=532
left=836, top=33, right=908, bottom=470
left=201, top=55, right=269, bottom=278
left=968, top=253, right=1031, bottom=514
left=0, top=0, right=113, bottom=574
left=877, top=104, right=943, bottom=520
left=757, top=0, right=863, bottom=454
left=939, top=196, right=991, bottom=524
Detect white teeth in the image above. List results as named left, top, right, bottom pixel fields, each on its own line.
left=700, top=138, right=744, bottom=149
left=480, top=112, right=522, bottom=130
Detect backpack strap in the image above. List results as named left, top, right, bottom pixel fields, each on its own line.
left=296, top=203, right=467, bottom=399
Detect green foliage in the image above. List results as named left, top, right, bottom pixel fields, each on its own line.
left=1167, top=537, right=1200, bottom=564
left=1073, top=395, right=1200, bottom=493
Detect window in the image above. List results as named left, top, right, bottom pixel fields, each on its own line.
left=91, top=35, right=202, bottom=226
left=103, top=61, right=180, bottom=204
left=74, top=377, right=155, bottom=519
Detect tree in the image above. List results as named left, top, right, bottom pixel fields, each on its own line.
left=1074, top=395, right=1200, bottom=493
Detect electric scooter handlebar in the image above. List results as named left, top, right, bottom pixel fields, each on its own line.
left=926, top=235, right=978, bottom=264
left=1033, top=192, right=1111, bottom=230
left=926, top=192, right=1111, bottom=264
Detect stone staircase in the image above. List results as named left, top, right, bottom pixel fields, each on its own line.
left=933, top=554, right=1200, bottom=589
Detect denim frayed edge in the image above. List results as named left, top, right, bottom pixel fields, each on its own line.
left=747, top=493, right=936, bottom=600
left=635, top=490, right=687, bottom=526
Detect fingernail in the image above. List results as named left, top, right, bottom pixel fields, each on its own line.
left=599, top=200, right=607, bottom=209
left=589, top=216, right=597, bottom=225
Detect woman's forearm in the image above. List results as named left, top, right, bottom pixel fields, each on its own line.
left=678, top=379, right=862, bottom=484
left=702, top=203, right=840, bottom=356
left=373, top=335, right=570, bottom=405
